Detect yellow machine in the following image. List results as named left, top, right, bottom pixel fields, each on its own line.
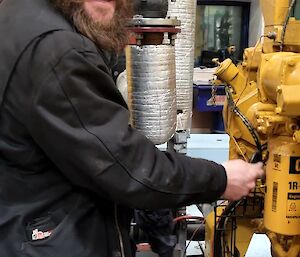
left=205, top=0, right=300, bottom=256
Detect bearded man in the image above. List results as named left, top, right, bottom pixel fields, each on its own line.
left=0, top=1, right=264, bottom=257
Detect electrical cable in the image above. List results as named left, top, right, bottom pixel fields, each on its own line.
left=280, top=0, right=297, bottom=51
left=224, top=35, right=268, bottom=163
left=212, top=133, right=266, bottom=257
left=217, top=200, right=228, bottom=207
left=225, top=86, right=263, bottom=159
left=230, top=135, right=248, bottom=161
left=212, top=95, right=267, bottom=255
left=195, top=204, right=203, bottom=214
left=197, top=241, right=205, bottom=256
left=183, top=225, right=202, bottom=257
left=213, top=87, right=266, bottom=256
left=213, top=31, right=272, bottom=257
left=213, top=200, right=243, bottom=257
left=173, top=215, right=204, bottom=223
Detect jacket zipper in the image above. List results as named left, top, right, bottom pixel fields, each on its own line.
left=114, top=204, right=125, bottom=257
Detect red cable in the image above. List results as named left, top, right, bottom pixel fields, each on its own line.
left=173, top=215, right=204, bottom=223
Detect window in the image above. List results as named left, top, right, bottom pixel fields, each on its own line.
left=195, top=1, right=250, bottom=67
left=293, top=0, right=300, bottom=19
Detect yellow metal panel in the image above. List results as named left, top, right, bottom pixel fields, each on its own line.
left=264, top=136, right=300, bottom=235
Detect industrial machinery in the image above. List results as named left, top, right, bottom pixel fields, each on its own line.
left=205, top=0, right=300, bottom=256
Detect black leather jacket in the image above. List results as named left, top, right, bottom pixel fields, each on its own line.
left=0, top=0, right=227, bottom=256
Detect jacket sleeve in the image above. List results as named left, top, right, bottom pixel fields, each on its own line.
left=26, top=35, right=227, bottom=209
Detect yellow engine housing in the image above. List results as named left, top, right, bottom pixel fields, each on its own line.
left=208, top=1, right=300, bottom=256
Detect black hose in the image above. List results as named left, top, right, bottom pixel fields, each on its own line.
left=213, top=200, right=243, bottom=257
left=213, top=87, right=265, bottom=256
left=225, top=86, right=263, bottom=159
left=280, top=0, right=297, bottom=51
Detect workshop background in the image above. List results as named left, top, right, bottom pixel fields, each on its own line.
left=113, top=0, right=300, bottom=256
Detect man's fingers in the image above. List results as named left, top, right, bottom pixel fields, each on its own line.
left=254, top=162, right=263, bottom=168
left=252, top=162, right=264, bottom=178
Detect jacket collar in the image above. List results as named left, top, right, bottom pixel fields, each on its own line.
left=0, top=0, right=73, bottom=106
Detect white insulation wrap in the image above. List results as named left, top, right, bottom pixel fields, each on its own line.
left=126, top=45, right=177, bottom=145
left=168, top=0, right=196, bottom=131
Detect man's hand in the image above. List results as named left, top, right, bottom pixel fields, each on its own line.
left=221, top=159, right=264, bottom=201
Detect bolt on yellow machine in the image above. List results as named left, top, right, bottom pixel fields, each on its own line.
left=205, top=1, right=300, bottom=256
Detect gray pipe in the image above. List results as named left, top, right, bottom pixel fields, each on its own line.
left=168, top=0, right=196, bottom=131
left=126, top=45, right=177, bottom=145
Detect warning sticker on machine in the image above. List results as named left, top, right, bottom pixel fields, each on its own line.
left=273, top=154, right=281, bottom=171
left=286, top=193, right=300, bottom=218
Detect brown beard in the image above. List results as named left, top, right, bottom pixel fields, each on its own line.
left=50, top=0, right=132, bottom=52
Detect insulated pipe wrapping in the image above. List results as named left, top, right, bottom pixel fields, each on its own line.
left=168, top=0, right=196, bottom=131
left=126, top=45, right=177, bottom=145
